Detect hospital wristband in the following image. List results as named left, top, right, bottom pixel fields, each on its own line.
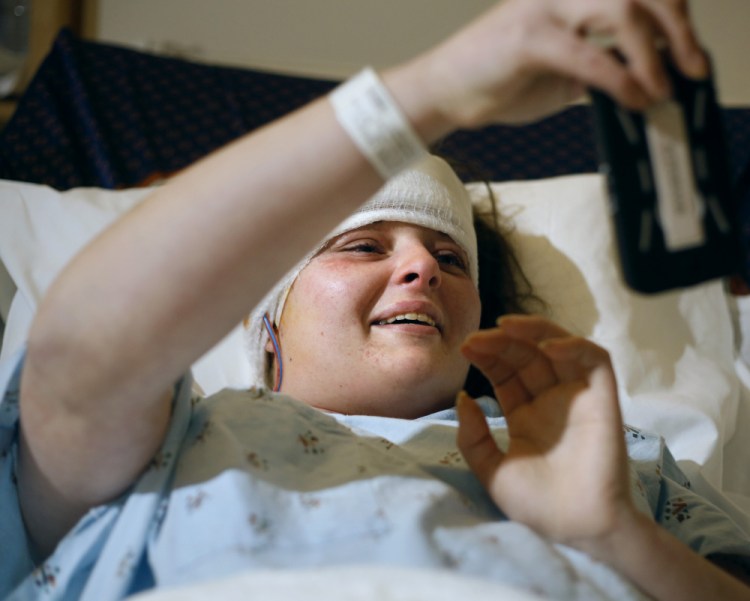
left=329, top=67, right=428, bottom=179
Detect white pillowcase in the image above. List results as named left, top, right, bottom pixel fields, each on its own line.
left=0, top=180, right=251, bottom=393
left=475, top=176, right=750, bottom=531
left=0, top=176, right=744, bottom=505
left=468, top=176, right=739, bottom=479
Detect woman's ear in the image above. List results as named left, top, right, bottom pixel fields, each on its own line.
left=265, top=337, right=276, bottom=353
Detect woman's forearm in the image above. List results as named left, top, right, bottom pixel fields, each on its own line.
left=582, top=511, right=750, bottom=601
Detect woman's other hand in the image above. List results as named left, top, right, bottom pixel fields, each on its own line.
left=456, top=314, right=750, bottom=600
left=456, top=315, right=634, bottom=547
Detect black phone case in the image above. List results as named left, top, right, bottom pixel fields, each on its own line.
left=589, top=59, right=741, bottom=294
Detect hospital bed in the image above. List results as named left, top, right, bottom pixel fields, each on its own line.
left=1, top=29, right=749, bottom=600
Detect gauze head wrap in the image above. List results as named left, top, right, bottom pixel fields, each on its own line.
left=244, top=154, right=478, bottom=388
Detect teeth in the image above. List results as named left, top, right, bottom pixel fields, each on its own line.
left=378, top=313, right=436, bottom=327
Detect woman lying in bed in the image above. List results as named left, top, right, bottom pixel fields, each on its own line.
left=2, top=0, right=749, bottom=599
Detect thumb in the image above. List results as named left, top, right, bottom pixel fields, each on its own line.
left=456, top=391, right=504, bottom=489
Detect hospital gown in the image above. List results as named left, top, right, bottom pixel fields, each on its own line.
left=1, top=348, right=749, bottom=601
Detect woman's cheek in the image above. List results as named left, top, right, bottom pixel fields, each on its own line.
left=301, top=262, right=378, bottom=324
left=456, top=285, right=482, bottom=333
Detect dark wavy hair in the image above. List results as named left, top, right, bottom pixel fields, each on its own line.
left=441, top=165, right=544, bottom=400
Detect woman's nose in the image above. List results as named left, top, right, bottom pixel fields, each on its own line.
left=394, top=245, right=442, bottom=289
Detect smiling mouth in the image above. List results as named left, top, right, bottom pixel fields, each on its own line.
left=374, top=312, right=438, bottom=329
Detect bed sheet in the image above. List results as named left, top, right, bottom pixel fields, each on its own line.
left=127, top=566, right=548, bottom=601
left=0, top=260, right=15, bottom=334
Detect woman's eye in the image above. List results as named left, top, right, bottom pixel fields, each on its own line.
left=345, top=242, right=381, bottom=254
left=436, top=251, right=467, bottom=271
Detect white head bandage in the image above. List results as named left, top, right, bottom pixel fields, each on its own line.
left=244, top=154, right=477, bottom=388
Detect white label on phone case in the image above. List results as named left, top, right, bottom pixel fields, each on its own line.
left=645, top=100, right=705, bottom=251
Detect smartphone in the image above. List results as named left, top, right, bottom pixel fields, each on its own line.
left=589, top=56, right=741, bottom=294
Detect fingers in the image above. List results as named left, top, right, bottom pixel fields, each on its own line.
left=494, top=314, right=573, bottom=343
left=417, top=0, right=707, bottom=130
left=609, top=0, right=707, bottom=100
left=547, top=0, right=708, bottom=106
left=461, top=319, right=563, bottom=414
left=462, top=315, right=615, bottom=415
left=539, top=335, right=614, bottom=384
left=632, top=0, right=708, bottom=79
left=614, top=8, right=673, bottom=100
left=539, top=336, right=622, bottom=429
left=455, top=391, right=503, bottom=490
left=527, top=19, right=654, bottom=110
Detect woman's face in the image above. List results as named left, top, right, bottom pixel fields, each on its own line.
left=274, top=221, right=481, bottom=418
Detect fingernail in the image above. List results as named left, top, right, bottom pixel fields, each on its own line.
left=687, top=51, right=709, bottom=79
left=538, top=339, right=560, bottom=351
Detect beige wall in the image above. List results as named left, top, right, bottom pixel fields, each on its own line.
left=94, top=0, right=749, bottom=105
left=690, top=0, right=749, bottom=105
